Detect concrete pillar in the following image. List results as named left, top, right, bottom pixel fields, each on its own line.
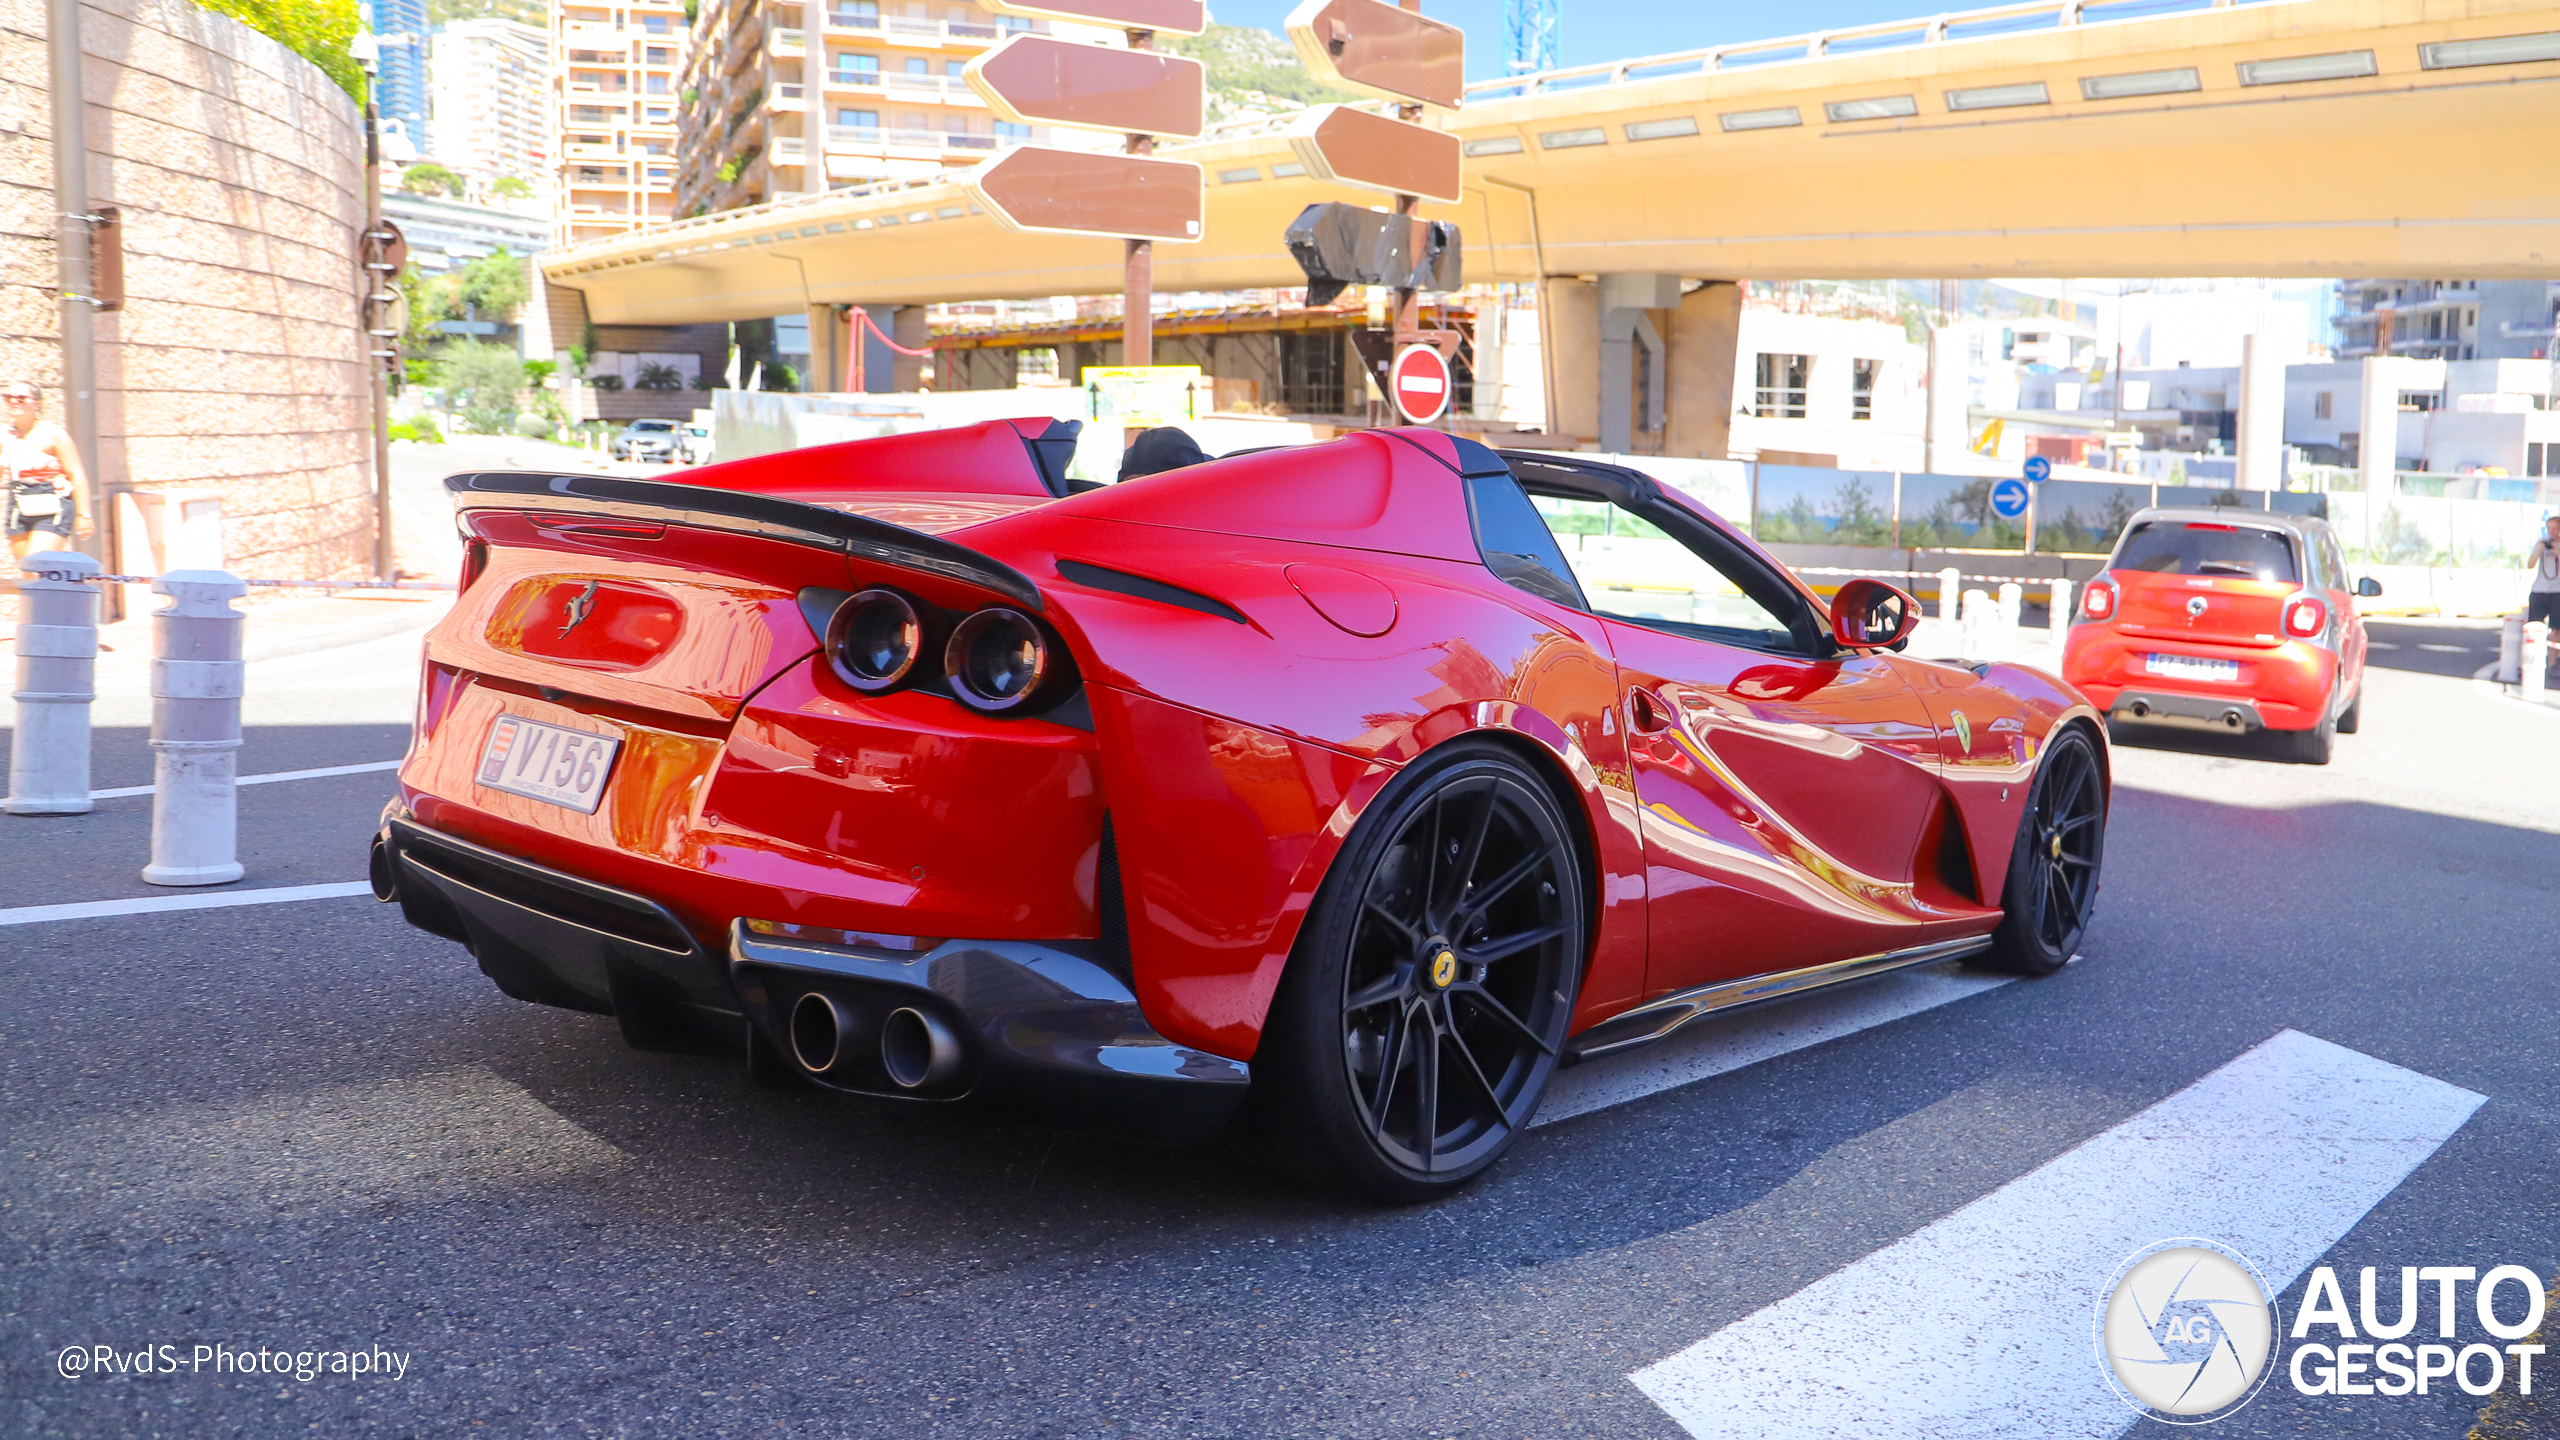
left=1666, top=281, right=1742, bottom=460
left=1471, top=304, right=1504, bottom=422
left=1596, top=274, right=1679, bottom=453
left=142, top=570, right=246, bottom=886
left=1925, top=325, right=1968, bottom=474
left=892, top=306, right=929, bottom=391
left=1543, top=277, right=1598, bottom=443
left=7, top=551, right=100, bottom=815
left=2237, top=332, right=2285, bottom=490
left=2358, top=356, right=2398, bottom=496
left=807, top=304, right=845, bottom=394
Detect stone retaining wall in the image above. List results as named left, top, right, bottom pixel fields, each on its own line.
left=0, top=0, right=367, bottom=582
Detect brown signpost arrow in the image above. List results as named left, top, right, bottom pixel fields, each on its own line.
left=964, top=36, right=1204, bottom=139
left=980, top=0, right=1203, bottom=31
left=966, top=147, right=1204, bottom=243
left=1283, top=0, right=1465, bottom=109
left=1289, top=103, right=1459, bottom=204
left=1283, top=0, right=1467, bottom=419
left=984, top=0, right=1208, bottom=372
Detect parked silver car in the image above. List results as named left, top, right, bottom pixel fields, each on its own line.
left=611, top=418, right=680, bottom=462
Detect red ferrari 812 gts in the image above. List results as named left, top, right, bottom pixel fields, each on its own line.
left=374, top=421, right=2109, bottom=1199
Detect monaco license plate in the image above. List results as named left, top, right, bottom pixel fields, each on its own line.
left=476, top=714, right=620, bottom=813
left=2145, top=652, right=2241, bottom=684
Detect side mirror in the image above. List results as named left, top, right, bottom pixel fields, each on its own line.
left=1831, top=577, right=1920, bottom=651
left=2355, top=577, right=2382, bottom=598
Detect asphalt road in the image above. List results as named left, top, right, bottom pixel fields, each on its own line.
left=3, top=628, right=2554, bottom=1439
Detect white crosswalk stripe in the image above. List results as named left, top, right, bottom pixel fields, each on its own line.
left=1629, top=1029, right=2485, bottom=1438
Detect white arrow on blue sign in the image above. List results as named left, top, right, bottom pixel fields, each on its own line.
left=2023, top=455, right=2052, bottom=483
left=1990, top=477, right=2032, bottom=519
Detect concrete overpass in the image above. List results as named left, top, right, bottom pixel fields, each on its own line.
left=546, top=0, right=2560, bottom=321
left=540, top=0, right=2560, bottom=451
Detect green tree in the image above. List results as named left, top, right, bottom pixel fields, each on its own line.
left=452, top=250, right=530, bottom=322
left=197, top=0, right=363, bottom=101
left=396, top=265, right=459, bottom=354
left=400, top=161, right=466, bottom=197
left=634, top=362, right=684, bottom=392
left=434, top=340, right=528, bottom=434
left=1829, top=475, right=1891, bottom=547
left=488, top=175, right=533, bottom=200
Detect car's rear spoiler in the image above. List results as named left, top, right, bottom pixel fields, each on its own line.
left=444, top=470, right=1045, bottom=611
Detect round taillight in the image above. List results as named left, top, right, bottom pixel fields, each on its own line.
left=2284, top=595, right=2328, bottom=638
left=944, top=607, right=1050, bottom=713
left=2082, top=581, right=2116, bottom=620
left=827, top=588, right=922, bottom=693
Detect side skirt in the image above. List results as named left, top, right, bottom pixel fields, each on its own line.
left=1564, top=935, right=1996, bottom=1063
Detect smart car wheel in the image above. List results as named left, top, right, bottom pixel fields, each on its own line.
left=1249, top=744, right=1585, bottom=1202
left=1974, top=726, right=2105, bottom=977
left=2335, top=686, right=2362, bottom=735
left=2290, top=707, right=2336, bottom=766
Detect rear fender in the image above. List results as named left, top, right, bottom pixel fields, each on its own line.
left=1092, top=690, right=1646, bottom=1063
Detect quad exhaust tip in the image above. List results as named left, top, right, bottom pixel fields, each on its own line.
left=2221, top=708, right=2245, bottom=729
left=2127, top=700, right=2150, bottom=719
left=881, top=1006, right=962, bottom=1090
left=368, top=838, right=399, bottom=903
left=790, top=991, right=860, bottom=1075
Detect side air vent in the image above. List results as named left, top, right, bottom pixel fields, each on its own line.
left=1057, top=558, right=1248, bottom=625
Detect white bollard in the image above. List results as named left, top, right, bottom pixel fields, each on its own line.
left=142, top=570, right=247, bottom=886
left=2497, top=613, right=2524, bottom=685
left=2526, top=621, right=2551, bottom=706
left=2049, top=578, right=2075, bottom=644
left=1938, top=566, right=1961, bottom=624
left=1960, top=587, right=1993, bottom=663
left=7, top=551, right=101, bottom=815
left=1996, top=582, right=2024, bottom=661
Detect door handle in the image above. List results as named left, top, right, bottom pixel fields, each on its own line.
left=1628, top=688, right=1672, bottom=735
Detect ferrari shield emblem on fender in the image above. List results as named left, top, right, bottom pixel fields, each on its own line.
left=1951, top=710, right=1972, bottom=754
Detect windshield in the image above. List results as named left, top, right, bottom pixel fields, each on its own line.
left=2114, top=521, right=2298, bottom=583
left=629, top=420, right=675, bottom=433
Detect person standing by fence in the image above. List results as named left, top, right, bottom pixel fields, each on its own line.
left=5, top=380, right=90, bottom=563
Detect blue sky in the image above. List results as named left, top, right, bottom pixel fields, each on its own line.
left=1203, top=1, right=1934, bottom=79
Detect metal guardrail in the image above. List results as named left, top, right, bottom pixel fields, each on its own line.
left=1463, top=0, right=2292, bottom=99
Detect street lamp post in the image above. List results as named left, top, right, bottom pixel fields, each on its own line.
left=351, top=30, right=397, bottom=583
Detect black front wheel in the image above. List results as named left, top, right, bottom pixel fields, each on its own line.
left=1246, top=743, right=1585, bottom=1202
left=1972, top=726, right=2106, bottom=976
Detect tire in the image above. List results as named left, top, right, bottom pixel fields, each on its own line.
left=2334, top=686, right=2361, bottom=735
left=1972, top=726, right=2106, bottom=977
left=2289, top=707, right=2335, bottom=765
left=1245, top=742, right=1586, bottom=1203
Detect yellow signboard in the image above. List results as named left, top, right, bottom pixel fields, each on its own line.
left=1083, top=365, right=1202, bottom=429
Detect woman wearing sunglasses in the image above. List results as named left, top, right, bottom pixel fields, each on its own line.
left=4, top=380, right=89, bottom=562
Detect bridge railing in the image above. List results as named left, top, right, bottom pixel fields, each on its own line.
left=1465, top=0, right=2276, bottom=99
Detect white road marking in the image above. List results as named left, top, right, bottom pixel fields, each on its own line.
left=0, top=881, right=374, bottom=927
left=6, top=759, right=400, bottom=805
left=1536, top=962, right=2013, bottom=1127
left=1629, top=1029, right=2484, bottom=1439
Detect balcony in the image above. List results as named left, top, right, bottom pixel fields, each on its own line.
left=771, top=26, right=805, bottom=56
left=773, top=136, right=805, bottom=163
left=772, top=83, right=806, bottom=110
left=822, top=123, right=1006, bottom=157
left=823, top=12, right=1012, bottom=46
left=561, top=21, right=623, bottom=43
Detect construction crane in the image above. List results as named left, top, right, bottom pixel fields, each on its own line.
left=1505, top=0, right=1557, bottom=75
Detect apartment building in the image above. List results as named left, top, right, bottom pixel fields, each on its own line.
left=366, top=0, right=431, bottom=157
left=551, top=0, right=691, bottom=247
left=676, top=0, right=1081, bottom=216
left=430, top=18, right=552, bottom=197
left=2336, top=279, right=2560, bottom=362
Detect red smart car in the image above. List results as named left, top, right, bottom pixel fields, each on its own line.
left=2061, top=507, right=2378, bottom=764
left=374, top=422, right=2109, bottom=1199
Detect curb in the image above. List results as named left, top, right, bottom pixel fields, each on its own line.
left=243, top=598, right=451, bottom=663
left=2469, top=660, right=2560, bottom=717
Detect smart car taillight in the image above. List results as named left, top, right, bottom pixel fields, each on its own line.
left=827, top=589, right=923, bottom=693
left=2082, top=579, right=2117, bottom=621
left=945, top=607, right=1059, bottom=714
left=2284, top=594, right=2328, bottom=638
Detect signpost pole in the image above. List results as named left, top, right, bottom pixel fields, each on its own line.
left=1122, top=27, right=1157, bottom=377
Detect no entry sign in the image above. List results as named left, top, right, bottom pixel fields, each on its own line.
left=1389, top=343, right=1452, bottom=424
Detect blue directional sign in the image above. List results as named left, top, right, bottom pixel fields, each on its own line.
left=2023, top=455, right=2053, bottom=484
left=1990, top=476, right=2033, bottom=519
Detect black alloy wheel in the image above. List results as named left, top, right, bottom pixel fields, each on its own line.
left=1248, top=743, right=1585, bottom=1202
left=1974, top=726, right=2106, bottom=976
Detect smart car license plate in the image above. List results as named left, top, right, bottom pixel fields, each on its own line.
left=2144, top=652, right=2240, bottom=683
left=476, top=714, right=620, bottom=813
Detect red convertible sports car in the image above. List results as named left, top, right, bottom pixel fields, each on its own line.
left=375, top=420, right=2109, bottom=1199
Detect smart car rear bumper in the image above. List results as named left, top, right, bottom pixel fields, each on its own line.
left=2061, top=629, right=2336, bottom=731
left=2102, top=689, right=2268, bottom=732
left=373, top=812, right=1250, bottom=1143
